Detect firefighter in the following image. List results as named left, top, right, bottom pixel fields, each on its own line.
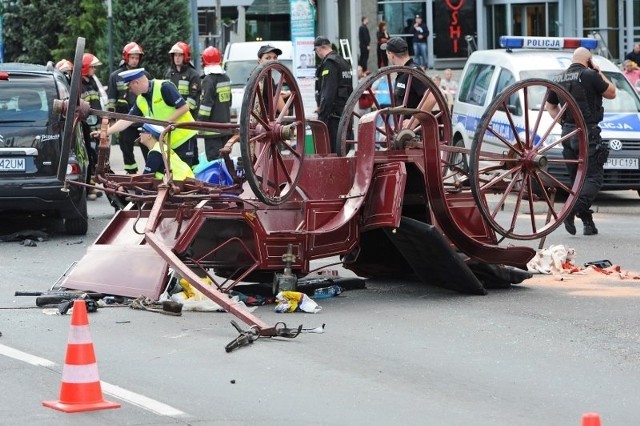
left=106, top=42, right=151, bottom=174
left=166, top=42, right=201, bottom=165
left=165, top=42, right=201, bottom=114
left=314, top=36, right=353, bottom=153
left=95, top=68, right=198, bottom=167
left=55, top=59, right=73, bottom=83
left=197, top=46, right=231, bottom=161
left=80, top=53, right=104, bottom=200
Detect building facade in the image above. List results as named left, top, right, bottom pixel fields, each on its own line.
left=369, top=0, right=640, bottom=68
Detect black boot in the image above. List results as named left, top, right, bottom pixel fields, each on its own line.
left=564, top=211, right=576, bottom=235
left=578, top=210, right=598, bottom=236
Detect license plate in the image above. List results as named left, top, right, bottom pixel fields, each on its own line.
left=604, top=158, right=639, bottom=170
left=0, top=157, right=26, bottom=171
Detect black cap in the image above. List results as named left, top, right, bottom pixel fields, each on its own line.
left=257, top=45, right=283, bottom=58
left=381, top=37, right=408, bottom=54
left=314, top=36, right=331, bottom=47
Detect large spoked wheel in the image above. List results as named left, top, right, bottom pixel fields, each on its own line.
left=57, top=37, right=85, bottom=183
left=336, top=65, right=451, bottom=156
left=239, top=61, right=305, bottom=205
left=470, top=78, right=588, bottom=240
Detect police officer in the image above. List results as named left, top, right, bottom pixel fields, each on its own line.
left=546, top=47, right=616, bottom=235
left=198, top=46, right=232, bottom=161
left=137, top=124, right=194, bottom=181
left=383, top=37, right=437, bottom=127
left=314, top=36, right=353, bottom=153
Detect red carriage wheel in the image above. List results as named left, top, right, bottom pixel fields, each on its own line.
left=336, top=66, right=451, bottom=157
left=239, top=61, right=306, bottom=205
left=469, top=78, right=588, bottom=240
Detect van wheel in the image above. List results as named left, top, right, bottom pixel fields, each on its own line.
left=64, top=193, right=88, bottom=235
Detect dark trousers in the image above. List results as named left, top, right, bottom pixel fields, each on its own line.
left=204, top=136, right=229, bottom=162
left=323, top=115, right=340, bottom=154
left=562, top=125, right=608, bottom=215
left=174, top=136, right=198, bottom=167
left=118, top=125, right=148, bottom=174
left=359, top=47, right=369, bottom=72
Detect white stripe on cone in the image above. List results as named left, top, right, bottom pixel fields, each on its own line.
left=61, top=363, right=101, bottom=383
left=67, top=325, right=93, bottom=344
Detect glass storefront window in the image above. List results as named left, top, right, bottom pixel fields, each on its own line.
left=377, top=2, right=424, bottom=36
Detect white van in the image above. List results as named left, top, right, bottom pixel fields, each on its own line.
left=223, top=41, right=294, bottom=120
left=451, top=36, right=640, bottom=194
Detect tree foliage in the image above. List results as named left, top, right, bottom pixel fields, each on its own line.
left=2, top=0, right=105, bottom=67
left=112, top=0, right=192, bottom=79
left=1, top=0, right=192, bottom=80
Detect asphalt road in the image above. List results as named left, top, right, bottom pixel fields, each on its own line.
left=1, top=145, right=640, bottom=424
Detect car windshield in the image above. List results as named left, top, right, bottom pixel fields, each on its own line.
left=520, top=69, right=640, bottom=113
left=224, top=60, right=294, bottom=87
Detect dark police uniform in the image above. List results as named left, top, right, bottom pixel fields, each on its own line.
left=548, top=62, right=611, bottom=234
left=394, top=58, right=427, bottom=111
left=315, top=51, right=353, bottom=153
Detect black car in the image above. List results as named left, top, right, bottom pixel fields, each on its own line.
left=0, top=63, right=89, bottom=235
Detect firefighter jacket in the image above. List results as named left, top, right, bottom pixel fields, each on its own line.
left=135, top=80, right=198, bottom=149
left=164, top=62, right=201, bottom=113
left=315, top=51, right=353, bottom=121
left=145, top=142, right=194, bottom=181
left=81, top=76, right=103, bottom=131
left=197, top=71, right=232, bottom=137
left=106, top=64, right=152, bottom=113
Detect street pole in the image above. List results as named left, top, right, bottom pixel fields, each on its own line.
left=107, top=0, right=113, bottom=76
left=190, top=0, right=200, bottom=73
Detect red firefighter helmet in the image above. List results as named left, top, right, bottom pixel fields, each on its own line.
left=81, top=53, right=102, bottom=76
left=55, top=59, right=73, bottom=73
left=122, top=42, right=144, bottom=62
left=201, top=47, right=221, bottom=66
left=169, top=42, right=191, bottom=62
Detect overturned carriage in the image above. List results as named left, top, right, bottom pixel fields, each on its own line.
left=54, top=38, right=589, bottom=337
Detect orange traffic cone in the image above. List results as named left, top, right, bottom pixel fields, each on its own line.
left=582, top=412, right=602, bottom=426
left=43, top=299, right=120, bottom=413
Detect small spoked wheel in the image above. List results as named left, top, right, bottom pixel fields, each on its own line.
left=336, top=65, right=451, bottom=156
left=239, top=61, right=305, bottom=205
left=469, top=78, right=588, bottom=240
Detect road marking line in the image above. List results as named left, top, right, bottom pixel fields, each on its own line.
left=0, top=343, right=188, bottom=418
left=0, top=343, right=56, bottom=367
left=101, top=382, right=188, bottom=417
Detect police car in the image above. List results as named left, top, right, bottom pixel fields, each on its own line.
left=452, top=36, right=640, bottom=195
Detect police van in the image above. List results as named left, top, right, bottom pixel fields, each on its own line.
left=452, top=36, right=640, bottom=195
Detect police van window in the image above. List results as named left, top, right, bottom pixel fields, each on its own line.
left=458, top=63, right=494, bottom=106
left=494, top=68, right=521, bottom=115
left=603, top=72, right=640, bottom=113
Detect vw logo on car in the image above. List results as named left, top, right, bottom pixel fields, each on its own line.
left=608, top=139, right=623, bottom=151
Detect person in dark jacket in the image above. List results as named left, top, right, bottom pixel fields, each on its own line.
left=314, top=36, right=353, bottom=153
left=80, top=53, right=104, bottom=200
left=545, top=47, right=616, bottom=236
left=198, top=46, right=232, bottom=161
left=411, top=14, right=430, bottom=70
left=358, top=17, right=371, bottom=73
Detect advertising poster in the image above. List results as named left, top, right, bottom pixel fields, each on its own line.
left=290, top=0, right=317, bottom=117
